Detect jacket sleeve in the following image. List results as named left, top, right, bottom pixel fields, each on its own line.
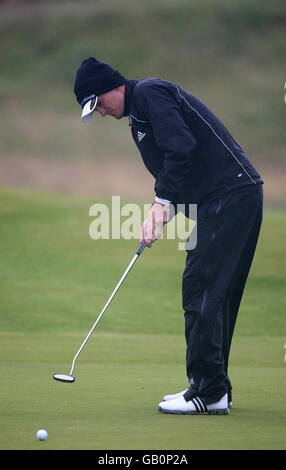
left=135, top=84, right=197, bottom=202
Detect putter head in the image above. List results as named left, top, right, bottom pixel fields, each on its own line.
left=53, top=373, right=75, bottom=383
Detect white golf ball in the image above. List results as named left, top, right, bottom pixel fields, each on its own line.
left=36, top=429, right=48, bottom=441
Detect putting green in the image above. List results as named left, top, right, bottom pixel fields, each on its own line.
left=0, top=187, right=285, bottom=449
left=1, top=332, right=285, bottom=450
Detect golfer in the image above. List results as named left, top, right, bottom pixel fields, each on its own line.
left=74, top=57, right=263, bottom=415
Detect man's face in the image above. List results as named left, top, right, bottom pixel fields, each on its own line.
left=95, top=85, right=125, bottom=119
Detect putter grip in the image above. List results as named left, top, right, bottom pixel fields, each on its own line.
left=136, top=240, right=146, bottom=255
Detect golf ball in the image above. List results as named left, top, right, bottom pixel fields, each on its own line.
left=36, top=429, right=48, bottom=441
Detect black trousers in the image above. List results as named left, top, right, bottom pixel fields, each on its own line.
left=182, top=184, right=263, bottom=404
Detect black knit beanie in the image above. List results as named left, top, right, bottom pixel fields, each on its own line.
left=74, top=57, right=127, bottom=107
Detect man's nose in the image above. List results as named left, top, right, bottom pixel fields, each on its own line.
left=97, top=107, right=107, bottom=117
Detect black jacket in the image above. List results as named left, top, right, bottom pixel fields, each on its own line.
left=124, top=78, right=262, bottom=207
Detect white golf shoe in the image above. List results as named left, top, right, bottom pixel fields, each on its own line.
left=162, top=388, right=232, bottom=408
left=158, top=392, right=229, bottom=415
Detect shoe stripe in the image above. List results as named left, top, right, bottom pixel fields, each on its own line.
left=197, top=397, right=208, bottom=413
left=191, top=397, right=208, bottom=413
left=191, top=398, right=200, bottom=413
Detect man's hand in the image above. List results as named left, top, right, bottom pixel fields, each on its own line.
left=140, top=202, right=170, bottom=248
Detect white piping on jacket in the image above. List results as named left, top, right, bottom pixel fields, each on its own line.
left=129, top=113, right=147, bottom=124
left=176, top=87, right=257, bottom=184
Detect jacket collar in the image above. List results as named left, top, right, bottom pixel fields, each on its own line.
left=123, top=79, right=139, bottom=116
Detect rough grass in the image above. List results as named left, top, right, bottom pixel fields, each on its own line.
left=0, top=0, right=285, bottom=161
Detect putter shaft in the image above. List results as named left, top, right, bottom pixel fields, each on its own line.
left=68, top=241, right=146, bottom=376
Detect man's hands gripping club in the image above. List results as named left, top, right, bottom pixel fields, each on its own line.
left=140, top=202, right=170, bottom=248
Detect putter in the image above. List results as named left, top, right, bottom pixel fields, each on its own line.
left=53, top=240, right=146, bottom=383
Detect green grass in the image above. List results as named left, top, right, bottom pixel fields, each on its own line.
left=0, top=186, right=286, bottom=450
left=0, top=0, right=285, bottom=450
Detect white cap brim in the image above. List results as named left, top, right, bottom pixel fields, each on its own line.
left=81, top=96, right=98, bottom=122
